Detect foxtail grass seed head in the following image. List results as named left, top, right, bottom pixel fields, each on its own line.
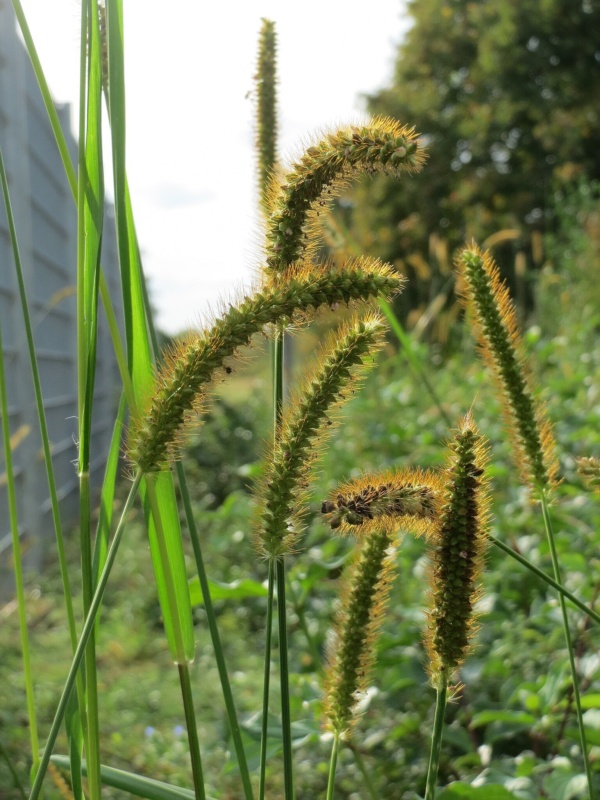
left=458, top=245, right=557, bottom=494
left=321, top=468, right=442, bottom=538
left=577, top=456, right=600, bottom=492
left=324, top=528, right=398, bottom=736
left=264, top=117, right=426, bottom=274
left=255, top=315, right=387, bottom=559
left=255, top=18, right=278, bottom=211
left=128, top=259, right=402, bottom=473
left=425, top=415, right=490, bottom=689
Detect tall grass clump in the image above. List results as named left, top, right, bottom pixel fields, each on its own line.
left=2, top=6, right=598, bottom=800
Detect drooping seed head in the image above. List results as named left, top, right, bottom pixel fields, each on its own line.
left=425, top=414, right=490, bottom=689
left=127, top=259, right=402, bottom=474
left=264, top=117, right=426, bottom=275
left=323, top=528, right=398, bottom=736
left=255, top=314, right=387, bottom=559
left=457, top=244, right=557, bottom=495
left=321, top=467, right=442, bottom=538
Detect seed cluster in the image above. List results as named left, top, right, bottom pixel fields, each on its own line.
left=425, top=416, right=489, bottom=687
left=128, top=260, right=402, bottom=474
left=255, top=18, right=277, bottom=210
left=321, top=468, right=440, bottom=536
left=264, top=118, right=426, bottom=274
left=458, top=246, right=557, bottom=493
left=324, top=528, right=398, bottom=736
left=255, top=315, right=386, bottom=559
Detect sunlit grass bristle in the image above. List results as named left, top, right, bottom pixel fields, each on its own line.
left=323, top=527, right=399, bottom=736
left=425, top=414, right=490, bottom=689
left=577, top=456, right=600, bottom=492
left=127, top=259, right=402, bottom=473
left=321, top=467, right=442, bottom=538
left=254, top=314, right=388, bottom=559
left=457, top=244, right=558, bottom=494
left=263, top=116, right=427, bottom=275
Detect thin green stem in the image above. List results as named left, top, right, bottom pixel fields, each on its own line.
left=425, top=676, right=448, bottom=800
left=347, top=743, right=378, bottom=800
left=176, top=462, right=254, bottom=800
left=276, top=557, right=294, bottom=800
left=539, top=490, right=593, bottom=798
left=0, top=307, right=39, bottom=774
left=259, top=561, right=275, bottom=800
left=287, top=580, right=321, bottom=671
left=272, top=331, right=294, bottom=798
left=378, top=298, right=452, bottom=428
left=178, top=663, right=206, bottom=800
left=326, top=733, right=340, bottom=800
left=29, top=473, right=142, bottom=800
left=0, top=740, right=27, bottom=800
left=488, top=533, right=600, bottom=625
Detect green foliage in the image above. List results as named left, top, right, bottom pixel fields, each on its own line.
left=342, top=0, right=600, bottom=312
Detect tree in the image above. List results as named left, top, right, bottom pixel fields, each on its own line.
left=341, top=0, right=600, bottom=321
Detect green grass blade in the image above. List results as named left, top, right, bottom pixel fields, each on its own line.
left=0, top=135, right=90, bottom=775
left=51, top=755, right=205, bottom=800
left=92, top=394, right=126, bottom=588
left=29, top=474, right=142, bottom=800
left=177, top=462, right=255, bottom=800
left=0, top=261, right=39, bottom=776
left=0, top=739, right=27, bottom=800
left=77, top=4, right=106, bottom=798
left=104, top=0, right=194, bottom=665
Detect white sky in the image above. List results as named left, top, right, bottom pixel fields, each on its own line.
left=19, top=1, right=410, bottom=334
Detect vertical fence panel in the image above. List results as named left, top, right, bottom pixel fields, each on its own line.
left=0, top=4, right=123, bottom=590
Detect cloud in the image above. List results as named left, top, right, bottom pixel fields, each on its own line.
left=150, top=182, right=215, bottom=209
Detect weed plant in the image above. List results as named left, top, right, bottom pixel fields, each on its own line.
left=1, top=5, right=600, bottom=800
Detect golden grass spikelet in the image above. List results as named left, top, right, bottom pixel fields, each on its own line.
left=263, top=116, right=426, bottom=275
left=425, top=414, right=490, bottom=689
left=321, top=467, right=442, bottom=538
left=457, top=244, right=558, bottom=494
left=323, top=527, right=399, bottom=736
left=577, top=456, right=600, bottom=492
left=128, top=259, right=402, bottom=473
left=254, top=314, right=387, bottom=559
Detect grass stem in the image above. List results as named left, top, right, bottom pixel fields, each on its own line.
left=488, top=533, right=600, bottom=625
left=176, top=461, right=254, bottom=800
left=178, top=663, right=207, bottom=800
left=259, top=562, right=275, bottom=800
left=326, top=734, right=340, bottom=800
left=539, top=490, right=593, bottom=798
left=425, top=676, right=448, bottom=800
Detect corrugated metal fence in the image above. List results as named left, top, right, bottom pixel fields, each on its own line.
left=0, top=4, right=123, bottom=583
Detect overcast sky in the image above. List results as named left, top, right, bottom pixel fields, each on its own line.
left=20, top=1, right=410, bottom=334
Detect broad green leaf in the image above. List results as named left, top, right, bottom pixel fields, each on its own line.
left=437, top=782, right=521, bottom=799
left=470, top=710, right=536, bottom=728
left=188, top=576, right=268, bottom=606
left=104, top=0, right=194, bottom=664
left=51, top=755, right=209, bottom=800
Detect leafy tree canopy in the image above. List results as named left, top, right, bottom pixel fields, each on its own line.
left=343, top=0, right=600, bottom=310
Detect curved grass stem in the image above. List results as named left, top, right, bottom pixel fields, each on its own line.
left=425, top=676, right=448, bottom=800
left=539, top=490, right=592, bottom=798
left=488, top=533, right=600, bottom=625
